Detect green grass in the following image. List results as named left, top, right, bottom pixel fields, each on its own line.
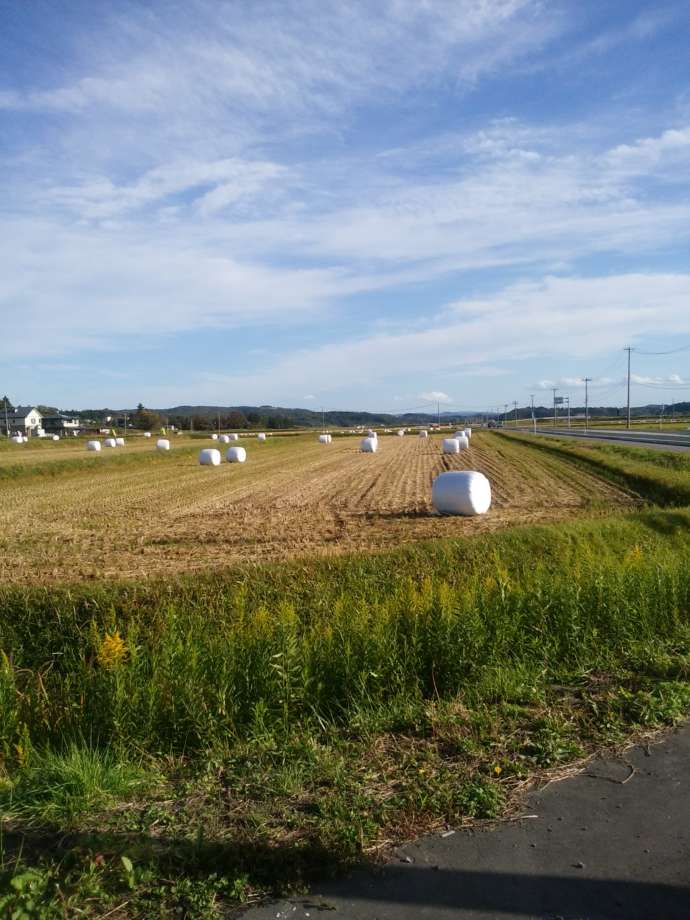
left=499, top=430, right=690, bottom=506
left=2, top=501, right=690, bottom=915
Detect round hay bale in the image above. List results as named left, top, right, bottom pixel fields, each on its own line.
left=257, top=432, right=266, bottom=441
left=156, top=438, right=170, bottom=451
left=465, top=427, right=472, bottom=437
left=104, top=438, right=117, bottom=448
left=453, top=431, right=465, bottom=440
left=418, top=430, right=428, bottom=438
left=219, top=434, right=231, bottom=443
left=318, top=434, right=330, bottom=443
left=199, top=448, right=221, bottom=466
left=432, top=470, right=491, bottom=516
left=367, top=429, right=377, bottom=439
left=52, top=435, right=60, bottom=441
left=361, top=436, right=378, bottom=453
left=456, top=434, right=469, bottom=450
left=211, top=433, right=219, bottom=440
left=86, top=440, right=101, bottom=451
left=115, top=437, right=125, bottom=447
left=11, top=435, right=24, bottom=444
left=229, top=433, right=239, bottom=441
left=397, top=429, right=405, bottom=437
left=443, top=437, right=460, bottom=454
left=143, top=432, right=152, bottom=438
left=226, top=446, right=247, bottom=463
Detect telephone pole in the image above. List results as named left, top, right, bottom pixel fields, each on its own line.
left=566, top=396, right=571, bottom=428
left=513, top=400, right=518, bottom=427
left=625, top=346, right=633, bottom=430
left=583, top=377, right=592, bottom=431
left=530, top=394, right=536, bottom=434
left=552, top=388, right=558, bottom=428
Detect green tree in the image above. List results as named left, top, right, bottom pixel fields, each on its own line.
left=0, top=395, right=13, bottom=411
left=133, top=403, right=162, bottom=431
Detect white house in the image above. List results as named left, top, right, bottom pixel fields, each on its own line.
left=4, top=406, right=43, bottom=436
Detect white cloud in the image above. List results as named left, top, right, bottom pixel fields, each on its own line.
left=420, top=391, right=452, bottom=403
left=632, top=373, right=687, bottom=386
left=193, top=273, right=690, bottom=403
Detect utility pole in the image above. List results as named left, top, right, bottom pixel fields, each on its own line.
left=321, top=405, right=325, bottom=433
left=552, top=388, right=558, bottom=428
left=513, top=400, right=518, bottom=427
left=625, top=346, right=633, bottom=430
left=504, top=403, right=509, bottom=427
left=566, top=396, right=571, bottom=428
left=3, top=400, right=8, bottom=438
left=583, top=377, right=592, bottom=431
left=530, top=394, right=536, bottom=434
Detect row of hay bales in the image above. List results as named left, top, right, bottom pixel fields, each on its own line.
left=198, top=447, right=247, bottom=465
left=10, top=434, right=60, bottom=443
left=443, top=428, right=472, bottom=453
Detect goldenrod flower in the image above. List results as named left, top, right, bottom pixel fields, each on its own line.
left=97, top=630, right=127, bottom=669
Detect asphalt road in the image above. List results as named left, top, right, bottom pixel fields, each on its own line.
left=246, top=724, right=690, bottom=920
left=505, top=427, right=690, bottom=453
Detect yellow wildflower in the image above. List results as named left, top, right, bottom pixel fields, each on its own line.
left=624, top=544, right=643, bottom=567
left=97, top=630, right=127, bottom=669
left=493, top=765, right=502, bottom=776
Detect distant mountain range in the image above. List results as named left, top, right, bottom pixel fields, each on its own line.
left=62, top=402, right=690, bottom=428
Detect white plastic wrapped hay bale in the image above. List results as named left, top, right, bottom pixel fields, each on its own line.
left=457, top=434, right=469, bottom=450
left=432, top=471, right=491, bottom=516
left=367, top=429, right=377, bottom=439
left=219, top=434, right=230, bottom=443
left=52, top=435, right=60, bottom=441
left=397, top=429, right=405, bottom=437
left=361, top=436, right=378, bottom=453
left=144, top=432, right=152, bottom=438
left=453, top=431, right=465, bottom=440
left=257, top=432, right=266, bottom=441
left=11, top=435, right=23, bottom=444
left=156, top=438, right=170, bottom=451
left=115, top=437, right=125, bottom=447
left=199, top=448, right=221, bottom=466
left=318, top=434, right=330, bottom=444
left=87, top=440, right=101, bottom=451
left=226, top=446, right=247, bottom=463
left=464, top=428, right=472, bottom=439
left=418, top=430, right=428, bottom=438
left=211, top=433, right=219, bottom=440
left=104, top=438, right=117, bottom=448
left=229, top=433, right=239, bottom=441
left=443, top=437, right=460, bottom=454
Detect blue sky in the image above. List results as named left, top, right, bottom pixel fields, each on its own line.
left=2, top=0, right=690, bottom=413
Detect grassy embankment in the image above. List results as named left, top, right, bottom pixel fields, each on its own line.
left=1, top=435, right=690, bottom=916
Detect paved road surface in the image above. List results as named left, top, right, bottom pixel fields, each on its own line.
left=505, top=427, right=690, bottom=453
left=246, top=724, right=690, bottom=920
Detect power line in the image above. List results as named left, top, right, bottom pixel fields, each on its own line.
left=635, top=343, right=690, bottom=356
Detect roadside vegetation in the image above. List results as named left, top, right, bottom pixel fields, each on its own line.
left=502, top=429, right=690, bottom=506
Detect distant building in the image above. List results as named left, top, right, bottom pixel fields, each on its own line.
left=4, top=405, right=42, bottom=436
left=42, top=414, right=81, bottom=435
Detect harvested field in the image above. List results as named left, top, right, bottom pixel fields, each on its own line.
left=0, top=432, right=638, bottom=584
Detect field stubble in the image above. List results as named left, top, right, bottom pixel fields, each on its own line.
left=0, top=432, right=637, bottom=584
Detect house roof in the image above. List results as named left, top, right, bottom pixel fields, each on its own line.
left=5, top=406, right=42, bottom=420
